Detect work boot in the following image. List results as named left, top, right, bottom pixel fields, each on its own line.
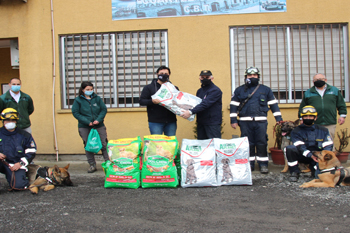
left=289, top=172, right=300, bottom=182
left=260, top=165, right=269, bottom=174
left=87, top=164, right=97, bottom=173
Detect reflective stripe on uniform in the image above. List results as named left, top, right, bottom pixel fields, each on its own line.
left=322, top=141, right=333, bottom=147
left=303, top=150, right=310, bottom=157
left=288, top=161, right=298, bottom=166
left=249, top=156, right=256, bottom=161
left=230, top=113, right=237, bottom=117
left=239, top=116, right=267, bottom=121
left=25, top=148, right=37, bottom=154
left=268, top=99, right=278, bottom=105
left=230, top=101, right=240, bottom=106
left=294, top=141, right=305, bottom=146
left=257, top=156, right=269, bottom=161
left=273, top=112, right=282, bottom=116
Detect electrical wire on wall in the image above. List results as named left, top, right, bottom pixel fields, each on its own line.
left=50, top=0, right=59, bottom=161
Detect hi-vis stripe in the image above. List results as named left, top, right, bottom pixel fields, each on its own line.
left=249, top=156, right=256, bottom=161
left=268, top=99, right=278, bottom=105
left=257, top=156, right=269, bottom=161
left=323, top=141, right=333, bottom=147
left=240, top=116, right=267, bottom=121
left=230, top=113, right=237, bottom=117
left=294, top=141, right=305, bottom=146
left=288, top=161, right=298, bottom=166
left=273, top=112, right=282, bottom=116
left=25, top=148, right=37, bottom=154
left=303, top=150, right=310, bottom=157
left=230, top=101, right=240, bottom=106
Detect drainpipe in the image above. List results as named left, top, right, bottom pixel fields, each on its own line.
left=50, top=0, right=59, bottom=161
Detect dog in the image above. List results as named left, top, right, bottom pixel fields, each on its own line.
left=185, top=159, right=197, bottom=185
left=279, top=119, right=310, bottom=173
left=300, top=150, right=350, bottom=188
left=27, top=164, right=73, bottom=194
left=221, top=158, right=233, bottom=182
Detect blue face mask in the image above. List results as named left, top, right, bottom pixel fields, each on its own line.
left=84, top=90, right=93, bottom=96
left=11, top=85, right=21, bottom=92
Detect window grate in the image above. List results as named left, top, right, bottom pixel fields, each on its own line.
left=60, top=30, right=168, bottom=108
left=230, top=24, right=349, bottom=103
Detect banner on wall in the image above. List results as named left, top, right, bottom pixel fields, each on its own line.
left=112, top=0, right=286, bottom=21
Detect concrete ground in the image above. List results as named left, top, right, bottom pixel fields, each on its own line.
left=1, top=156, right=350, bottom=232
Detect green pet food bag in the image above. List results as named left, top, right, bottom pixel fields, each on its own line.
left=102, top=136, right=142, bottom=189
left=141, top=135, right=179, bottom=188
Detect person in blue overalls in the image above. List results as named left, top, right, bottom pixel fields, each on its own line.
left=230, top=67, right=283, bottom=174
left=286, top=106, right=333, bottom=182
left=0, top=108, right=36, bottom=190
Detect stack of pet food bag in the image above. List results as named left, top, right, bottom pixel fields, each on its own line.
left=180, top=137, right=252, bottom=187
left=102, top=135, right=179, bottom=189
left=102, top=136, right=251, bottom=189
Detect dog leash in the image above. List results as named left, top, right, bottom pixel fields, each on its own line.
left=0, top=159, right=29, bottom=191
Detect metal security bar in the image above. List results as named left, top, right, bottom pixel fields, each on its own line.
left=230, top=24, right=349, bottom=103
left=60, top=30, right=168, bottom=108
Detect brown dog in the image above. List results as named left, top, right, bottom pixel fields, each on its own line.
left=300, top=150, right=350, bottom=188
left=27, top=164, right=73, bottom=194
left=280, top=119, right=310, bottom=173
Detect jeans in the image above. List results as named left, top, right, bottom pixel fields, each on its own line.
left=148, top=122, right=177, bottom=136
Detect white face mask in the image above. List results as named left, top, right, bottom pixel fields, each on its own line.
left=5, top=122, right=16, bottom=130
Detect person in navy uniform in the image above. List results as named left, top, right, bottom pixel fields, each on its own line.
left=230, top=67, right=282, bottom=174
left=181, top=70, right=222, bottom=139
left=0, top=108, right=36, bottom=190
left=286, top=106, right=333, bottom=182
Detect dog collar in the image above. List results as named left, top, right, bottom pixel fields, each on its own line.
left=37, top=167, right=58, bottom=185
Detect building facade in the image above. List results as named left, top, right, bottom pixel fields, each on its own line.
left=0, top=0, right=349, bottom=156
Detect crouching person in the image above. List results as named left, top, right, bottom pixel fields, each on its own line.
left=0, top=108, right=36, bottom=190
left=286, top=106, right=333, bottom=182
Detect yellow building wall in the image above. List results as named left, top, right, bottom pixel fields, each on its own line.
left=0, top=0, right=349, bottom=155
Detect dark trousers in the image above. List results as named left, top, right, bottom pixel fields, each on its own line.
left=78, top=126, right=109, bottom=165
left=239, top=121, right=268, bottom=167
left=0, top=163, right=29, bottom=189
left=285, top=145, right=315, bottom=174
left=197, top=124, right=221, bottom=140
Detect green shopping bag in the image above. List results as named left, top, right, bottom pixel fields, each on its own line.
left=85, top=128, right=103, bottom=153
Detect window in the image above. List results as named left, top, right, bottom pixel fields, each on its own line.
left=230, top=24, right=349, bottom=103
left=60, top=30, right=168, bottom=108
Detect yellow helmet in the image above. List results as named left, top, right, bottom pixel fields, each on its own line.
left=300, top=105, right=317, bottom=117
left=1, top=108, right=19, bottom=120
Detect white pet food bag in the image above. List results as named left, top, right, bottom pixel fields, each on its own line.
left=214, top=137, right=252, bottom=186
left=181, top=139, right=217, bottom=187
left=151, top=82, right=202, bottom=121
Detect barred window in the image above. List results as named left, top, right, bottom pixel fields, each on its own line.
left=60, top=30, right=168, bottom=108
left=230, top=24, right=349, bottom=103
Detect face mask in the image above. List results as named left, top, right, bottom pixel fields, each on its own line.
left=303, top=119, right=315, bottom=126
left=11, top=85, right=21, bottom=92
left=200, top=78, right=212, bottom=86
left=84, top=90, right=93, bottom=96
left=158, top=74, right=169, bottom=82
left=245, top=78, right=259, bottom=86
left=314, top=80, right=325, bottom=87
left=5, top=122, right=16, bottom=130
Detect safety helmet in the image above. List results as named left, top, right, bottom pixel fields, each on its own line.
left=1, top=108, right=19, bottom=120
left=244, top=67, right=261, bottom=77
left=300, top=105, right=318, bottom=117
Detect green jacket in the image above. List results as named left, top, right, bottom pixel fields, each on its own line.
left=299, top=84, right=347, bottom=125
left=0, top=91, right=34, bottom=129
left=71, top=93, right=107, bottom=128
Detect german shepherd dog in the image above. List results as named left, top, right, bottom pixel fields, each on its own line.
left=279, top=120, right=310, bottom=173
left=300, top=150, right=350, bottom=188
left=27, top=164, right=73, bottom=194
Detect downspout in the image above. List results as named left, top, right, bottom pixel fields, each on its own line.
left=50, top=0, right=59, bottom=161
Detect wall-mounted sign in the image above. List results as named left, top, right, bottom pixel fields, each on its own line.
left=112, top=0, right=287, bottom=21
